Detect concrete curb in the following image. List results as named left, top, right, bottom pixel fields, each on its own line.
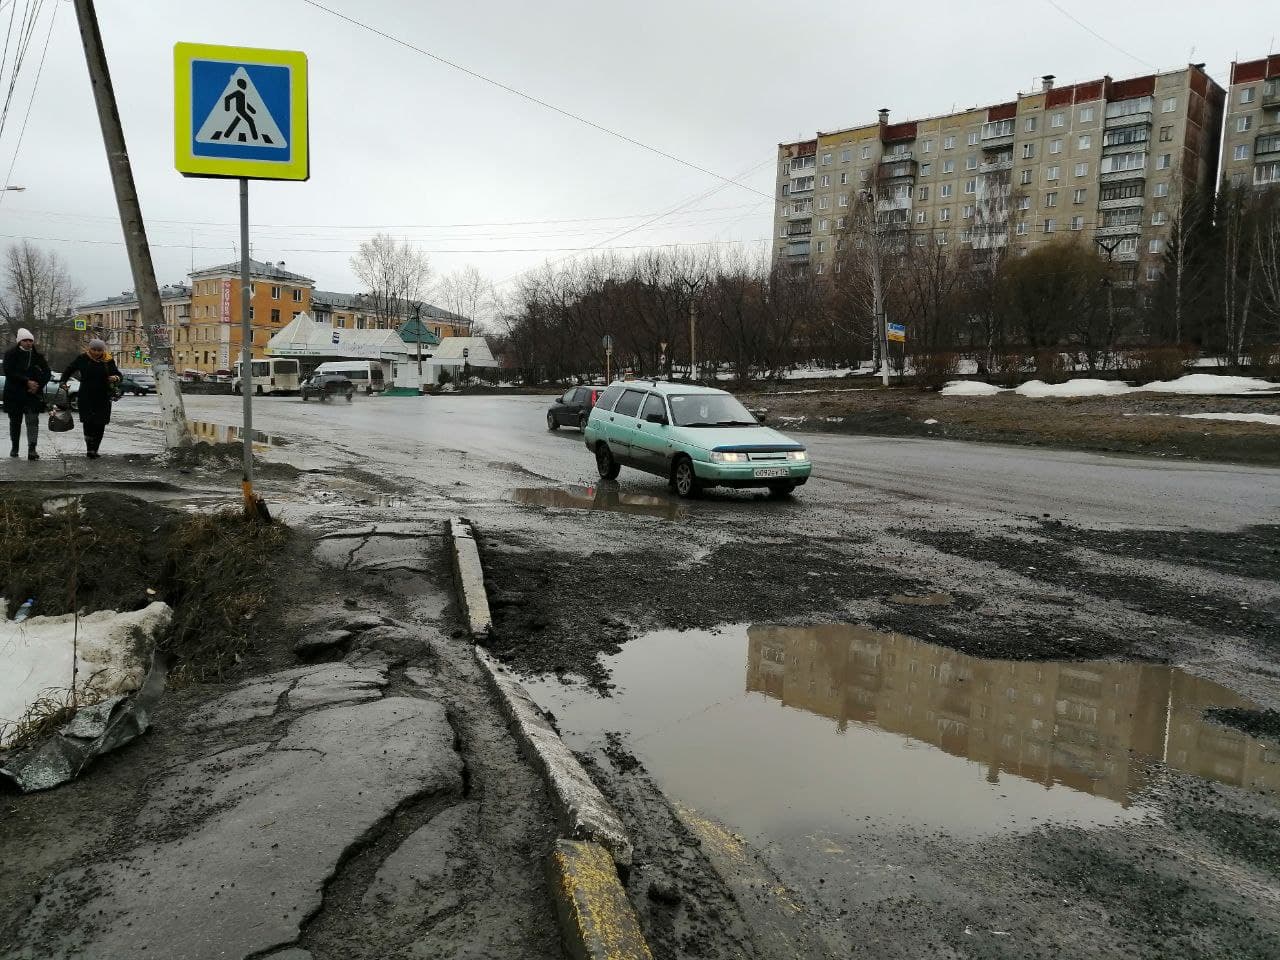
left=444, top=517, right=492, bottom=638
left=547, top=840, right=652, bottom=960
left=475, top=647, right=633, bottom=868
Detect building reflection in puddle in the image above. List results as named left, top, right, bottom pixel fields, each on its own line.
left=513, top=485, right=688, bottom=521
left=746, top=624, right=1280, bottom=803
left=147, top=419, right=279, bottom=447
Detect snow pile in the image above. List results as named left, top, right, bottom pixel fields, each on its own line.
left=1015, top=379, right=1132, bottom=398
left=940, top=380, right=1005, bottom=396
left=1136, top=374, right=1278, bottom=395
left=1180, top=413, right=1280, bottom=427
left=0, top=600, right=172, bottom=748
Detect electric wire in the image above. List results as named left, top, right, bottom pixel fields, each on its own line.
left=1042, top=0, right=1157, bottom=71
left=0, top=0, right=53, bottom=208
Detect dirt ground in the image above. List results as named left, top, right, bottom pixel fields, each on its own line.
left=740, top=382, right=1280, bottom=465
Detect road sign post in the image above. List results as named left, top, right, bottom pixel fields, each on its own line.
left=175, top=42, right=309, bottom=517
left=602, top=334, right=614, bottom=384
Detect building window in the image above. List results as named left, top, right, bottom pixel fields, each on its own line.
left=1159, top=125, right=1172, bottom=142
left=1157, top=153, right=1171, bottom=169
left=1238, top=116, right=1253, bottom=133
left=860, top=169, right=870, bottom=181
left=820, top=174, right=830, bottom=187
left=915, top=234, right=926, bottom=246
left=292, top=311, right=301, bottom=320
left=917, top=185, right=930, bottom=201
left=1049, top=139, right=1063, bottom=154
left=920, top=162, right=932, bottom=176
left=1234, top=144, right=1249, bottom=161
left=1161, top=97, right=1177, bottom=113
left=249, top=283, right=257, bottom=296
left=836, top=216, right=846, bottom=228
left=963, top=204, right=975, bottom=218
left=821, top=153, right=832, bottom=165
left=1046, top=165, right=1060, bottom=180
left=936, top=232, right=949, bottom=245
left=1025, top=116, right=1038, bottom=132
left=271, top=285, right=281, bottom=299
left=1020, top=169, right=1033, bottom=185
left=1147, top=265, right=1162, bottom=281
left=292, top=289, right=303, bottom=303
left=1017, top=195, right=1031, bottom=210
left=1149, top=238, right=1164, bottom=254
left=942, top=158, right=956, bottom=174
left=922, top=138, right=934, bottom=153
left=248, top=306, right=255, bottom=320
left=1154, top=181, right=1169, bottom=197
left=841, top=149, right=852, bottom=162
left=1054, top=112, right=1067, bottom=128
left=270, top=308, right=280, bottom=322
left=861, top=145, right=872, bottom=160
left=944, top=135, right=956, bottom=150
left=1118, top=237, right=1138, bottom=254
left=1016, top=221, right=1029, bottom=235
left=840, top=172, right=849, bottom=184
left=1152, top=211, right=1167, bottom=225
left=1022, top=143, right=1036, bottom=159
left=1043, top=218, right=1056, bottom=233
left=916, top=210, right=927, bottom=223
left=965, top=155, right=978, bottom=170
left=814, top=262, right=825, bottom=275
left=939, top=207, right=951, bottom=222
left=940, top=183, right=953, bottom=198
left=1070, top=216, right=1084, bottom=230
left=967, top=130, right=979, bottom=146
left=1046, top=191, right=1058, bottom=207
left=1241, top=87, right=1257, bottom=104
left=1075, top=162, right=1088, bottom=177
left=819, top=196, right=830, bottom=209
left=816, top=240, right=826, bottom=253
left=1073, top=188, right=1087, bottom=204
left=1078, top=135, right=1092, bottom=150
left=964, top=179, right=976, bottom=194
left=1079, top=106, right=1095, bottom=122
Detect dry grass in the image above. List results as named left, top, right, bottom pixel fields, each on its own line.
left=0, top=672, right=110, bottom=753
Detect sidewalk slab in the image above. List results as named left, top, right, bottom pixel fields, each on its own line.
left=547, top=840, right=652, bottom=960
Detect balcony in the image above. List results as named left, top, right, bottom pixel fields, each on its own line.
left=1104, top=111, right=1152, bottom=129
left=785, top=241, right=811, bottom=258
left=1255, top=135, right=1280, bottom=158
left=1263, top=83, right=1280, bottom=108
left=1101, top=137, right=1149, bottom=155
left=980, top=132, right=1014, bottom=150
left=1094, top=222, right=1141, bottom=238
left=1113, top=249, right=1139, bottom=262
left=787, top=221, right=812, bottom=237
left=1099, top=166, right=1146, bottom=183
left=880, top=151, right=913, bottom=164
left=1098, top=195, right=1144, bottom=211
left=971, top=230, right=1009, bottom=250
left=978, top=156, right=1013, bottom=173
left=875, top=196, right=912, bottom=212
left=786, top=205, right=813, bottom=219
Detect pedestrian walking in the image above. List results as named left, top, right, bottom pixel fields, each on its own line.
left=3, top=327, right=51, bottom=460
left=61, top=339, right=121, bottom=459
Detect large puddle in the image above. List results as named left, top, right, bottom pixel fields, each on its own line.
left=147, top=419, right=283, bottom=447
left=525, top=624, right=1278, bottom=839
left=513, top=485, right=688, bottom=521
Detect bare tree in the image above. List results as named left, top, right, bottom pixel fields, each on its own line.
left=350, top=234, right=431, bottom=328
left=0, top=241, right=82, bottom=351
left=1218, top=185, right=1257, bottom=368
left=435, top=264, right=495, bottom=333
left=1251, top=187, right=1280, bottom=349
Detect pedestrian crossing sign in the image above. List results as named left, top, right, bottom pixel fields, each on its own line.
left=174, top=43, right=308, bottom=181
left=73, top=317, right=86, bottom=331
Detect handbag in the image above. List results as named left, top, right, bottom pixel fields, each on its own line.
left=48, top=387, right=74, bottom=432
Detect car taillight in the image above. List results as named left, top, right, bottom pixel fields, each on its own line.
left=590, top=391, right=599, bottom=404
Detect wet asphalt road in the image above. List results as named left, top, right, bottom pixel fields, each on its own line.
left=112, top=392, right=1280, bottom=529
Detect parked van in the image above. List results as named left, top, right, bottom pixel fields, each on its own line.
left=233, top=358, right=301, bottom=395
left=313, top=360, right=385, bottom=394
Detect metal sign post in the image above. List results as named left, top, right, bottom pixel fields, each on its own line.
left=174, top=41, right=309, bottom=516
left=602, top=334, right=614, bottom=383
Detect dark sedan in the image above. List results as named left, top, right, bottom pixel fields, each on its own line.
left=546, top=386, right=602, bottom=431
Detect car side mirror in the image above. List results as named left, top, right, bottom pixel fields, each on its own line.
left=645, top=413, right=668, bottom=425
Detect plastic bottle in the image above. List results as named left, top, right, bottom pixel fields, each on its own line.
left=13, top=598, right=35, bottom=622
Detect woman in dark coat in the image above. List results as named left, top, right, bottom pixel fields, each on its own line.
left=3, top=326, right=50, bottom=460
left=61, top=338, right=121, bottom=458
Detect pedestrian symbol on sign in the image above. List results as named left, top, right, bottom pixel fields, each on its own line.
left=196, top=67, right=286, bottom=148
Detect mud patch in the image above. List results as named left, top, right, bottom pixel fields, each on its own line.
left=1039, top=522, right=1280, bottom=583
left=513, top=484, right=689, bottom=521
left=1205, top=706, right=1280, bottom=744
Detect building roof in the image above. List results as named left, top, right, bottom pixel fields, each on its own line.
left=264, top=312, right=409, bottom=359
left=189, top=258, right=315, bottom=284
left=77, top=284, right=191, bottom=312
left=397, top=318, right=441, bottom=346
left=311, top=290, right=469, bottom=324
left=429, top=336, right=497, bottom=366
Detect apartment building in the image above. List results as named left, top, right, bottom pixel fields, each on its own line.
left=76, top=283, right=192, bottom=364
left=1221, top=55, right=1280, bottom=190
left=774, top=63, right=1224, bottom=286
left=311, top=290, right=471, bottom=338
left=183, top=259, right=315, bottom=374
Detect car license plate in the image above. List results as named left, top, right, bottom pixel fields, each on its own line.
left=753, top=467, right=788, bottom=479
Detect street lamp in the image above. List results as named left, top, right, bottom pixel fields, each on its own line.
left=2, top=185, right=26, bottom=192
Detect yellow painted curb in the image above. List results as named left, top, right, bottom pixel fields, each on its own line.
left=547, top=840, right=653, bottom=960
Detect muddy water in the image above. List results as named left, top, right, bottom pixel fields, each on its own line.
left=147, top=419, right=282, bottom=447
left=513, top=485, right=688, bottom=521
left=525, top=623, right=1276, bottom=839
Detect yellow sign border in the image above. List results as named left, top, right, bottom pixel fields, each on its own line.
left=174, top=42, right=309, bottom=181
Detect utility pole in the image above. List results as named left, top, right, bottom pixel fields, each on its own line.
left=72, top=0, right=190, bottom=448
left=685, top=276, right=703, bottom=382
left=1095, top=236, right=1120, bottom=349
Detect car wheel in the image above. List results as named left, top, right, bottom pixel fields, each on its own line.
left=233, top=383, right=242, bottom=395
left=302, top=392, right=309, bottom=401
left=345, top=390, right=354, bottom=402
left=255, top=385, right=264, bottom=396
left=673, top=456, right=702, bottom=499
left=577, top=413, right=588, bottom=430
left=547, top=411, right=559, bottom=431
left=595, top=442, right=620, bottom=480
left=768, top=482, right=796, bottom=499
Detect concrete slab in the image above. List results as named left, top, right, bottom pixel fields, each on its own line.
left=546, top=840, right=652, bottom=960
left=447, top=517, right=493, bottom=638
left=13, top=697, right=463, bottom=960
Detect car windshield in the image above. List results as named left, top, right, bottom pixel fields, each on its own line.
left=667, top=393, right=759, bottom=427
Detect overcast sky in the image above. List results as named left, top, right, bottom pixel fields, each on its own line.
left=0, top=0, right=1273, bottom=307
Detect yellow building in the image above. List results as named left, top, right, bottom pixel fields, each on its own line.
left=182, top=259, right=315, bottom=374
left=75, top=284, right=191, bottom=366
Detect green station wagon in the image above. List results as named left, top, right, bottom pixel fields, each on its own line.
left=583, top=381, right=812, bottom=498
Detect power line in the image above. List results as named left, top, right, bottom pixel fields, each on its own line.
left=1041, top=0, right=1157, bottom=71
left=298, top=0, right=774, bottom=201
left=0, top=0, right=53, bottom=207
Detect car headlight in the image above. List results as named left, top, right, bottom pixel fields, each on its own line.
left=786, top=450, right=808, bottom=461
left=710, top=451, right=749, bottom=463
